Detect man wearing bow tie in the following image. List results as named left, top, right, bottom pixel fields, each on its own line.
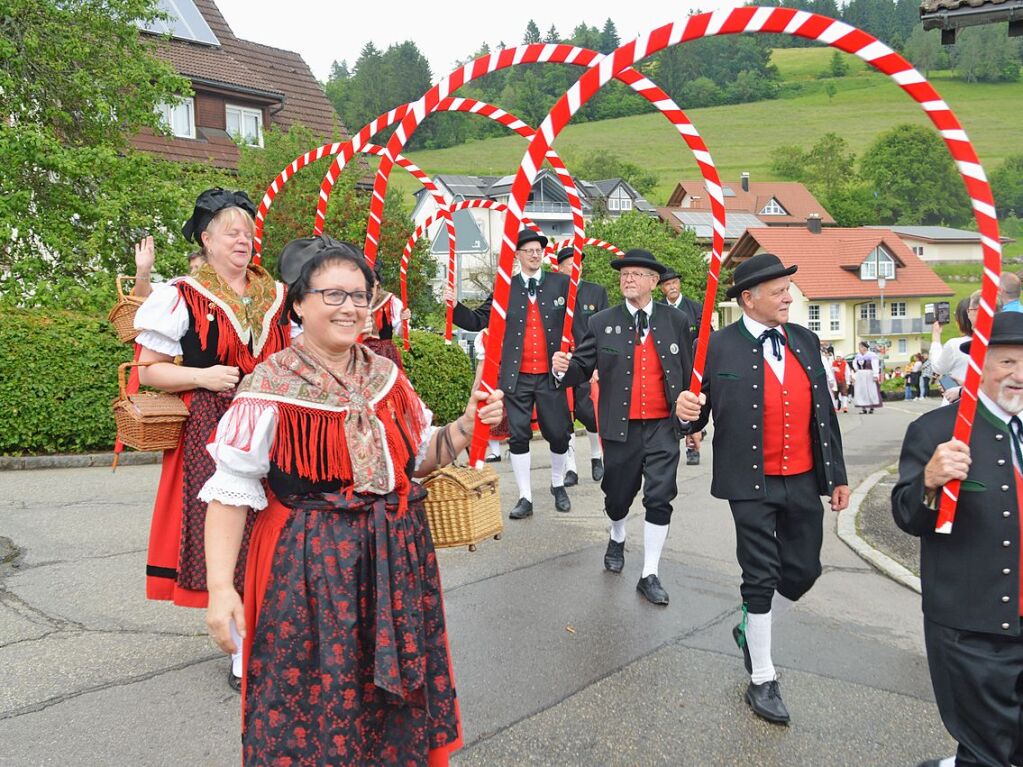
left=448, top=230, right=575, bottom=519
left=676, top=252, right=849, bottom=724
left=553, top=249, right=695, bottom=606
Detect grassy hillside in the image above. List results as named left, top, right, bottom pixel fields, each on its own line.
left=389, top=47, right=1021, bottom=206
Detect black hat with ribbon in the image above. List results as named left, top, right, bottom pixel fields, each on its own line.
left=517, top=230, right=549, bottom=250
left=960, top=310, right=1023, bottom=353
left=611, top=248, right=667, bottom=276
left=277, top=235, right=362, bottom=285
left=725, top=252, right=798, bottom=299
left=181, top=188, right=257, bottom=244
left=556, top=246, right=585, bottom=264
left=658, top=268, right=681, bottom=285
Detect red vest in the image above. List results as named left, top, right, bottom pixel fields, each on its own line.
left=520, top=299, right=549, bottom=374
left=628, top=333, right=670, bottom=420
left=763, top=355, right=814, bottom=476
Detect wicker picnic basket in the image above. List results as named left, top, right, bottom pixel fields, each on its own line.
left=421, top=465, right=502, bottom=551
left=107, top=275, right=145, bottom=343
left=112, top=361, right=189, bottom=451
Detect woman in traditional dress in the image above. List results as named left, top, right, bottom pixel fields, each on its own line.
left=359, top=259, right=411, bottom=369
left=851, top=341, right=883, bottom=414
left=201, top=237, right=504, bottom=766
left=133, top=188, right=290, bottom=690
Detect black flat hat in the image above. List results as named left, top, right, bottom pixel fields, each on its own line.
left=277, top=235, right=362, bottom=285
left=960, top=310, right=1023, bottom=353
left=726, top=253, right=798, bottom=299
left=612, top=248, right=667, bottom=276
left=556, top=246, right=584, bottom=264
left=517, top=230, right=549, bottom=250
left=181, top=188, right=257, bottom=244
left=658, top=269, right=681, bottom=285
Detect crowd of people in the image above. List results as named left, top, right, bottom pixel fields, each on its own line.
left=119, top=187, right=1023, bottom=766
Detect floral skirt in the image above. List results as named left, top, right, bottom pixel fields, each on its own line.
left=241, top=485, right=462, bottom=766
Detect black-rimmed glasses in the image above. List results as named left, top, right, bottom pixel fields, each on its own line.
left=306, top=288, right=371, bottom=307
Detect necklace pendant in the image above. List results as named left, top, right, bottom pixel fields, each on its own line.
left=242, top=296, right=252, bottom=306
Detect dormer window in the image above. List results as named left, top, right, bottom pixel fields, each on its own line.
left=860, top=245, right=896, bottom=280
left=759, top=198, right=786, bottom=216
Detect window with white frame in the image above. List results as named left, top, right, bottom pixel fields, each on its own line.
left=808, top=304, right=821, bottom=332
left=913, top=245, right=925, bottom=257
left=859, top=303, right=877, bottom=320
left=618, top=197, right=632, bottom=211
left=898, top=338, right=907, bottom=354
left=156, top=98, right=195, bottom=139
left=226, top=104, right=263, bottom=147
left=890, top=301, right=907, bottom=317
left=860, top=245, right=896, bottom=281
left=759, top=198, right=786, bottom=216
left=829, top=303, right=841, bottom=333
left=608, top=197, right=620, bottom=211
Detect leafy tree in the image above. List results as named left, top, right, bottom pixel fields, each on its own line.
left=952, top=25, right=1022, bottom=83
left=0, top=0, right=227, bottom=310
left=860, top=124, right=971, bottom=226
left=903, top=26, right=948, bottom=76
left=991, top=155, right=1023, bottom=218
left=564, top=150, right=658, bottom=197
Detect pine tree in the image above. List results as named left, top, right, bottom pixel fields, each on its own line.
left=599, top=18, right=620, bottom=54
left=544, top=24, right=560, bottom=44
left=523, top=20, right=541, bottom=44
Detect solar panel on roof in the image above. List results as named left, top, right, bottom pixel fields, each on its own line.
left=139, top=0, right=221, bottom=47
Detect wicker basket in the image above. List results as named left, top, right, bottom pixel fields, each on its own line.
left=112, top=362, right=189, bottom=451
left=422, top=465, right=502, bottom=551
left=107, top=275, right=145, bottom=343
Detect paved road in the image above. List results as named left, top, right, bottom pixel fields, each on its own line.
left=0, top=398, right=952, bottom=766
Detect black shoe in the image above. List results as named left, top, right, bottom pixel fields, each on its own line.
left=732, top=623, right=752, bottom=674
left=485, top=454, right=502, bottom=463
left=563, top=470, right=579, bottom=487
left=509, top=498, right=533, bottom=519
left=745, top=680, right=790, bottom=724
left=636, top=574, right=669, bottom=605
left=686, top=448, right=700, bottom=466
left=551, top=485, right=571, bottom=512
left=228, top=668, right=242, bottom=693
left=604, top=538, right=625, bottom=573
left=915, top=761, right=944, bottom=767
left=591, top=458, right=604, bottom=482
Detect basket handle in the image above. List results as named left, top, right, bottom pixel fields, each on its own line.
left=117, top=360, right=161, bottom=400
left=116, top=274, right=135, bottom=299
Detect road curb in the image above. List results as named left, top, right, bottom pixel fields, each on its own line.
left=837, top=465, right=921, bottom=595
left=0, top=451, right=162, bottom=471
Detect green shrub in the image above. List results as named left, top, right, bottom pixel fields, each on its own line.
left=0, top=309, right=132, bottom=455
left=401, top=329, right=474, bottom=425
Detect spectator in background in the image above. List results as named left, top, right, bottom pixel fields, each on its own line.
left=905, top=355, right=922, bottom=400
left=919, top=350, right=933, bottom=399
left=130, top=236, right=206, bottom=300
left=830, top=346, right=849, bottom=412
left=929, top=295, right=978, bottom=403
left=999, top=272, right=1023, bottom=313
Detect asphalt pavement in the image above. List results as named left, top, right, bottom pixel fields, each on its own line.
left=0, top=397, right=952, bottom=766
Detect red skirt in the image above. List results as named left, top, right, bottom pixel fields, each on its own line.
left=241, top=487, right=462, bottom=766
left=362, top=337, right=405, bottom=372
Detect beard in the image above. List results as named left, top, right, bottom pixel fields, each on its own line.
left=996, top=382, right=1023, bottom=415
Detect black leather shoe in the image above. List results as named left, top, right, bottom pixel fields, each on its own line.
left=604, top=538, right=625, bottom=573
left=745, top=680, right=790, bottom=724
left=228, top=668, right=242, bottom=693
left=551, top=485, right=571, bottom=512
left=485, top=454, right=502, bottom=463
left=636, top=574, right=669, bottom=605
left=686, top=448, right=700, bottom=466
left=732, top=623, right=753, bottom=674
left=591, top=458, right=604, bottom=481
left=563, top=470, right=579, bottom=487
left=915, top=761, right=944, bottom=767
left=509, top=498, right=533, bottom=519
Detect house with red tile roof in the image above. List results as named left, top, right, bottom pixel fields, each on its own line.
left=132, top=0, right=345, bottom=169
left=724, top=224, right=954, bottom=363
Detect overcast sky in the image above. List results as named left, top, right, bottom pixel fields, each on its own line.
left=214, top=0, right=748, bottom=83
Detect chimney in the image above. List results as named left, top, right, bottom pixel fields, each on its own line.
left=807, top=213, right=822, bottom=234
left=740, top=172, right=750, bottom=192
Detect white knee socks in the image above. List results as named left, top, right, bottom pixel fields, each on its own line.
left=746, top=610, right=776, bottom=685
left=230, top=618, right=244, bottom=678
left=510, top=452, right=532, bottom=501
left=486, top=439, right=501, bottom=459
left=587, top=431, right=602, bottom=460
left=550, top=451, right=567, bottom=488
left=566, top=433, right=578, bottom=474
left=641, top=522, right=669, bottom=578
left=609, top=517, right=627, bottom=543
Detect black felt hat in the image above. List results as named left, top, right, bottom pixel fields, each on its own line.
left=277, top=235, right=361, bottom=285
left=658, top=269, right=681, bottom=285
left=611, top=248, right=667, bottom=276
left=516, top=230, right=549, bottom=250
left=960, top=310, right=1023, bottom=353
left=556, top=246, right=585, bottom=264
left=181, top=188, right=257, bottom=244
left=725, top=253, right=798, bottom=299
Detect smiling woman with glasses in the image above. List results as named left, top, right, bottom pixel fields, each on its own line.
left=200, top=235, right=503, bottom=766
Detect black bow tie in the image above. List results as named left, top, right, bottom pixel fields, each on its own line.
left=758, top=328, right=786, bottom=361
left=527, top=277, right=537, bottom=297
left=635, top=309, right=648, bottom=344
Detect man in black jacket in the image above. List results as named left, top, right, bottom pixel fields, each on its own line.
left=658, top=268, right=704, bottom=467
left=447, top=230, right=574, bottom=519
left=554, top=249, right=694, bottom=606
left=553, top=246, right=610, bottom=485
left=893, top=311, right=1023, bottom=767
left=676, top=253, right=849, bottom=724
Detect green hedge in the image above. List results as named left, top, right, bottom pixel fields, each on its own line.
left=401, top=329, right=474, bottom=425
left=0, top=312, right=474, bottom=456
left=0, top=309, right=132, bottom=455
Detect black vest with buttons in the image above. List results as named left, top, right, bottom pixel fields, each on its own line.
left=689, top=319, right=848, bottom=501
left=893, top=401, right=1023, bottom=636
left=563, top=302, right=694, bottom=442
